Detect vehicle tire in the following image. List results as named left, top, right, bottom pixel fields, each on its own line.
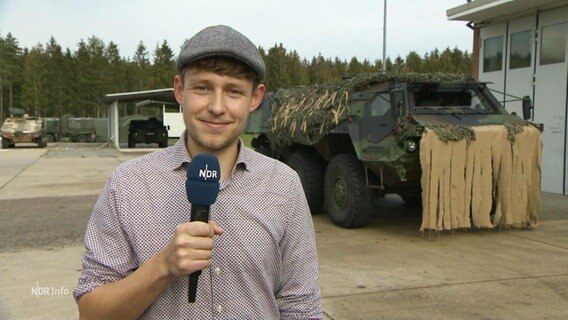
left=128, top=136, right=136, bottom=148
left=37, top=137, right=47, bottom=148
left=251, top=134, right=272, bottom=156
left=77, top=134, right=88, bottom=143
left=158, top=129, right=169, bottom=148
left=324, top=153, right=371, bottom=228
left=287, top=149, right=325, bottom=214
left=46, top=134, right=55, bottom=142
left=1, top=139, right=9, bottom=149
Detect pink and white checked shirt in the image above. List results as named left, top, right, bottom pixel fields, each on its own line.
left=74, top=135, right=322, bottom=319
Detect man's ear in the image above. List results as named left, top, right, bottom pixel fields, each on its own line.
left=250, top=84, right=266, bottom=112
left=173, top=74, right=184, bottom=104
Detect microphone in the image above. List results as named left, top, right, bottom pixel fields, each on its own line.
left=185, top=153, right=220, bottom=303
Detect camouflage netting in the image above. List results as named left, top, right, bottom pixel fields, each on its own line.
left=425, top=121, right=533, bottom=144
left=426, top=125, right=476, bottom=142
left=267, top=72, right=470, bottom=146
left=419, top=125, right=542, bottom=231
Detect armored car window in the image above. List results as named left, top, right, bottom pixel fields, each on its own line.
left=369, top=93, right=391, bottom=116
left=412, top=84, right=494, bottom=113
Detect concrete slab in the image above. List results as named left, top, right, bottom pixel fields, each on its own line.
left=0, top=143, right=142, bottom=200
left=0, top=144, right=567, bottom=320
left=0, top=246, right=83, bottom=320
left=0, top=148, right=46, bottom=190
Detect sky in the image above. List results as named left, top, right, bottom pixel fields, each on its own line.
left=0, top=0, right=473, bottom=62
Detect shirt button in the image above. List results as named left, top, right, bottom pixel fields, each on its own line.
left=216, top=305, right=223, bottom=313
left=214, top=267, right=221, bottom=275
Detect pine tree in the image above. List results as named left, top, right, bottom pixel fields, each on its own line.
left=152, top=40, right=175, bottom=89
left=133, top=41, right=150, bottom=91
left=0, top=33, right=24, bottom=118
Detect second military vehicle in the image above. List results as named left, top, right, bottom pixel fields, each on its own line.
left=128, top=116, right=169, bottom=148
left=1, top=108, right=48, bottom=148
left=246, top=73, right=541, bottom=230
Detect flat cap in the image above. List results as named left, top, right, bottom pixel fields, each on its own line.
left=177, top=25, right=266, bottom=80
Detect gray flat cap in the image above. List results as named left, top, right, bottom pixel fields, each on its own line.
left=177, top=25, right=265, bottom=80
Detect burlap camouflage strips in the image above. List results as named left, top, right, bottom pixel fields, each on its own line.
left=267, top=72, right=533, bottom=146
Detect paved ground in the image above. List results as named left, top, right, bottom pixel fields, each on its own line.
left=1, top=143, right=567, bottom=320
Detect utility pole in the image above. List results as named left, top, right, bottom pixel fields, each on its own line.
left=382, top=0, right=387, bottom=70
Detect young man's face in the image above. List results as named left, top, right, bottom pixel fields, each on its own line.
left=173, top=68, right=265, bottom=155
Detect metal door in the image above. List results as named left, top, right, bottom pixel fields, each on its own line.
left=534, top=7, right=568, bottom=194
left=479, top=23, right=507, bottom=103
left=505, top=16, right=537, bottom=117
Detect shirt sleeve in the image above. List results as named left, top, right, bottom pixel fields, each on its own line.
left=276, top=172, right=322, bottom=320
left=73, top=170, right=138, bottom=302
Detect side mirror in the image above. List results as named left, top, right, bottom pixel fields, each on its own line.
left=522, top=96, right=533, bottom=120
left=391, top=89, right=405, bottom=118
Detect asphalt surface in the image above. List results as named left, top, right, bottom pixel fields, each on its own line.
left=1, top=142, right=568, bottom=320
left=0, top=195, right=97, bottom=252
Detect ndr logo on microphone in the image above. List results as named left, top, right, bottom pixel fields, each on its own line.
left=199, top=164, right=218, bottom=180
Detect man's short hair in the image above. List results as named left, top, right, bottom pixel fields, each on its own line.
left=182, top=57, right=261, bottom=89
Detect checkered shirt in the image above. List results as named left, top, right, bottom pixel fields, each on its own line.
left=74, top=136, right=322, bottom=319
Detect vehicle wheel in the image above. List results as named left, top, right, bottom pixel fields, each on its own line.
left=158, top=130, right=169, bottom=148
left=324, top=153, right=371, bottom=228
left=287, top=149, right=325, bottom=214
left=77, top=134, right=88, bottom=143
left=251, top=134, right=272, bottom=156
left=46, top=134, right=55, bottom=142
left=37, top=137, right=47, bottom=148
left=1, top=139, right=9, bottom=149
left=128, top=135, right=136, bottom=148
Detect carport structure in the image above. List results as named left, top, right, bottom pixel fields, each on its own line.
left=102, top=88, right=177, bottom=150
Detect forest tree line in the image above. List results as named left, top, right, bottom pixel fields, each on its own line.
left=0, top=32, right=471, bottom=121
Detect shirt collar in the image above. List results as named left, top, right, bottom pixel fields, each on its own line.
left=168, top=131, right=254, bottom=173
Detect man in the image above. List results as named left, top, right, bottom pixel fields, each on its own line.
left=74, top=25, right=322, bottom=319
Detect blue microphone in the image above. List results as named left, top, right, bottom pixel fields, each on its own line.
left=185, top=153, right=220, bottom=303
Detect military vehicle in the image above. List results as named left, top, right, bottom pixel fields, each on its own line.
left=60, top=114, right=97, bottom=142
left=245, top=73, right=542, bottom=230
left=44, top=117, right=61, bottom=142
left=128, top=116, right=168, bottom=148
left=1, top=109, right=48, bottom=148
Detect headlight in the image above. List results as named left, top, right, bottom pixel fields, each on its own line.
left=406, top=140, right=418, bottom=153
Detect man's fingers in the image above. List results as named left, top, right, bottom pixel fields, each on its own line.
left=176, top=220, right=223, bottom=237
left=176, top=248, right=212, bottom=261
left=176, top=221, right=212, bottom=237
left=175, top=237, right=214, bottom=251
left=163, top=220, right=222, bottom=276
left=209, top=220, right=224, bottom=236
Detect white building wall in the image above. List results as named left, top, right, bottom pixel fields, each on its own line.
left=477, top=7, right=568, bottom=195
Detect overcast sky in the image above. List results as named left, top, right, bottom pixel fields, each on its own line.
left=0, top=0, right=473, bottom=62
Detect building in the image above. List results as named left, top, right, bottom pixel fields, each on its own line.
left=448, top=0, right=568, bottom=195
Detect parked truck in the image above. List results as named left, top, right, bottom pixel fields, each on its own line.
left=245, top=73, right=542, bottom=230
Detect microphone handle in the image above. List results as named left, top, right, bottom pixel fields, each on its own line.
left=188, top=205, right=210, bottom=303
left=190, top=205, right=210, bottom=222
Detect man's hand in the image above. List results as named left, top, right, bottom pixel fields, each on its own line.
left=159, top=221, right=224, bottom=277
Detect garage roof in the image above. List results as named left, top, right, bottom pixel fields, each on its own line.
left=102, top=88, right=176, bottom=104
left=447, top=0, right=567, bottom=23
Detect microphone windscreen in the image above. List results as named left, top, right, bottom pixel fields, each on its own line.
left=186, top=154, right=220, bottom=206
